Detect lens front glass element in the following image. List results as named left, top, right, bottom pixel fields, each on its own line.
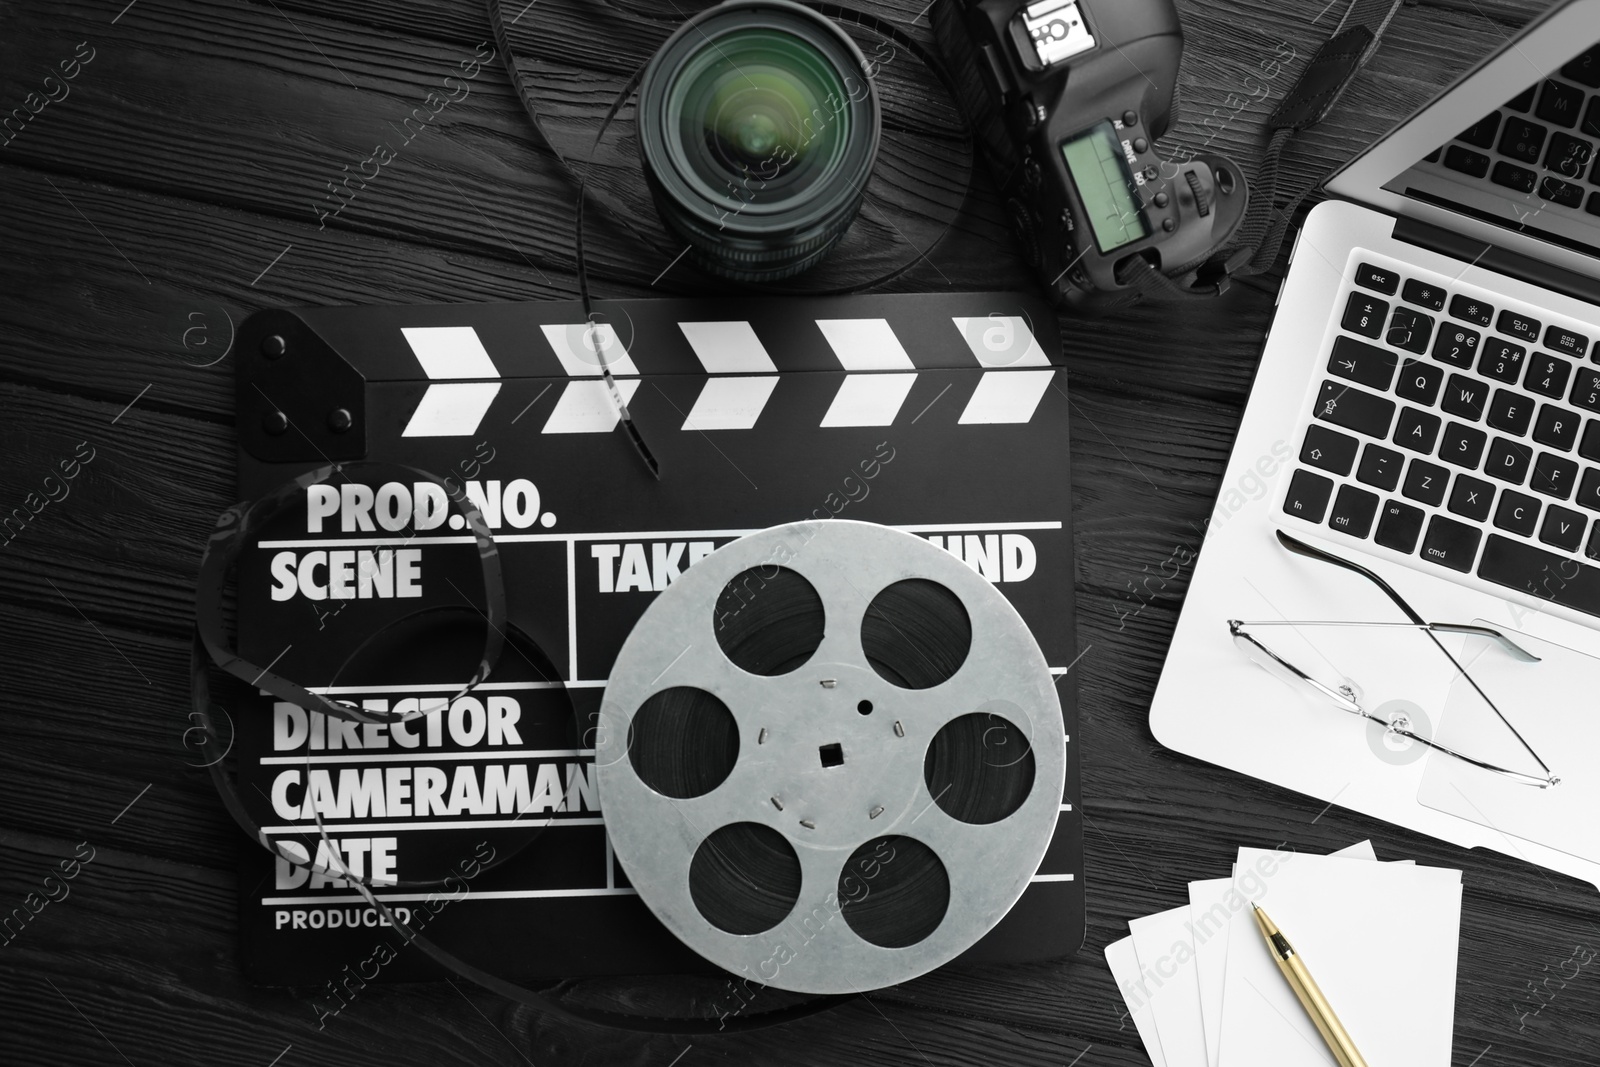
left=668, top=27, right=850, bottom=210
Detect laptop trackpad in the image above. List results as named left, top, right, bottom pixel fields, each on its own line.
left=1417, top=623, right=1600, bottom=864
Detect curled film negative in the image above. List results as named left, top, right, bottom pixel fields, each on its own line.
left=596, top=520, right=1065, bottom=994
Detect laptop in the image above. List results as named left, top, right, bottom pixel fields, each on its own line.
left=1151, top=0, right=1600, bottom=888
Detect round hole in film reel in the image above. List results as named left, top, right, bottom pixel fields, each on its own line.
left=595, top=520, right=1065, bottom=994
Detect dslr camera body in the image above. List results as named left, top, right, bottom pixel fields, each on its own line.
left=934, top=0, right=1248, bottom=307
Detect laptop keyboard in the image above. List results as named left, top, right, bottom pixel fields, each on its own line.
left=1424, top=44, right=1600, bottom=217
left=1282, top=252, right=1600, bottom=618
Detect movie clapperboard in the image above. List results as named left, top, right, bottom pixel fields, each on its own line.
left=231, top=291, right=1083, bottom=985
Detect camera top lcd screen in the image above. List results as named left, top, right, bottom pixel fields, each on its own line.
left=1060, top=123, right=1149, bottom=254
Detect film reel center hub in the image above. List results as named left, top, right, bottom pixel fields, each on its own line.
left=597, top=521, right=1066, bottom=994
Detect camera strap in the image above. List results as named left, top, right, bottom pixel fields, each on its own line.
left=1129, top=0, right=1409, bottom=299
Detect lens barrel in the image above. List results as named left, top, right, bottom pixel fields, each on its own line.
left=638, top=0, right=881, bottom=283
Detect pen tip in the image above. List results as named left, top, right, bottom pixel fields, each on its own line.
left=1251, top=902, right=1260, bottom=911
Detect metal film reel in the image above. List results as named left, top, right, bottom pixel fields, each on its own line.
left=595, top=521, right=1065, bottom=994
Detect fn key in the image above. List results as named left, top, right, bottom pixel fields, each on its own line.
left=1420, top=515, right=1482, bottom=572
left=1283, top=469, right=1334, bottom=523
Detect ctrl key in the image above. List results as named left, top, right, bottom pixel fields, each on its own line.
left=1420, top=514, right=1483, bottom=572
left=1283, top=469, right=1334, bottom=523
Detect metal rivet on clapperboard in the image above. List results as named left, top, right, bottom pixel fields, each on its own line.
left=261, top=411, right=288, bottom=435
left=327, top=408, right=353, bottom=433
left=261, top=334, right=286, bottom=359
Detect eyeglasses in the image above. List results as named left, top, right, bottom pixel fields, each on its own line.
left=1228, top=530, right=1559, bottom=789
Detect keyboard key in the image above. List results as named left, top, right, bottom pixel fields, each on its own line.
left=1563, top=45, right=1600, bottom=89
left=1443, top=145, right=1490, bottom=178
left=1486, top=437, right=1534, bottom=483
left=1498, top=309, right=1542, bottom=342
left=1342, top=291, right=1388, bottom=339
left=1590, top=192, right=1600, bottom=217
left=1283, top=468, right=1334, bottom=522
left=1300, top=424, right=1359, bottom=475
left=1479, top=336, right=1528, bottom=383
left=1545, top=132, right=1593, bottom=179
left=1357, top=443, right=1404, bottom=491
left=1422, top=515, right=1482, bottom=572
left=1581, top=420, right=1600, bottom=461
left=1578, top=467, right=1600, bottom=512
left=1540, top=505, right=1587, bottom=552
left=1541, top=176, right=1585, bottom=208
left=1492, top=160, right=1537, bottom=193
left=1570, top=368, right=1600, bottom=412
left=1328, top=484, right=1380, bottom=539
left=1401, top=278, right=1446, bottom=312
left=1432, top=323, right=1481, bottom=367
left=1354, top=262, right=1399, bottom=295
left=1494, top=489, right=1541, bottom=536
left=1458, top=111, right=1501, bottom=148
left=1499, top=115, right=1548, bottom=162
left=1534, top=404, right=1581, bottom=450
left=1449, top=474, right=1496, bottom=521
left=1403, top=459, right=1449, bottom=506
left=1524, top=352, right=1573, bottom=399
left=1386, top=307, right=1433, bottom=354
left=1424, top=147, right=1442, bottom=164
left=1486, top=388, right=1535, bottom=435
left=1396, top=359, right=1443, bottom=405
left=1375, top=499, right=1425, bottom=553
left=1314, top=380, right=1395, bottom=437
left=1440, top=421, right=1488, bottom=468
left=1441, top=374, right=1488, bottom=421
left=1506, top=85, right=1536, bottom=113
left=1545, top=325, right=1589, bottom=357
left=1480, top=535, right=1600, bottom=616
left=1393, top=407, right=1442, bottom=453
left=1328, top=336, right=1398, bottom=390
left=1531, top=452, right=1579, bottom=499
left=1537, top=80, right=1584, bottom=128
left=1586, top=98, right=1600, bottom=140
left=1448, top=297, right=1493, bottom=328
left=1588, top=524, right=1600, bottom=561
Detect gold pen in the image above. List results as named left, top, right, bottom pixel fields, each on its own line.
left=1252, top=903, right=1370, bottom=1067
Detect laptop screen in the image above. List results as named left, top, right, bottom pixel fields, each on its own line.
left=1326, top=0, right=1600, bottom=279
left=1382, top=43, right=1600, bottom=259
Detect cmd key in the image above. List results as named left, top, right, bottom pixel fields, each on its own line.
left=1479, top=534, right=1600, bottom=617
left=1421, top=515, right=1482, bottom=572
left=1314, top=380, right=1395, bottom=438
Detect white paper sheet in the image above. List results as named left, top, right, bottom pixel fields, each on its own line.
left=1129, top=906, right=1208, bottom=1067
left=1107, top=934, right=1168, bottom=1067
left=1189, top=841, right=1377, bottom=1067
left=1216, top=848, right=1462, bottom=1067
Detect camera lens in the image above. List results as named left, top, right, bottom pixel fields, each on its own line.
left=638, top=0, right=880, bottom=283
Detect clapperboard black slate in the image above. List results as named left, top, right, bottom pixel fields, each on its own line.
left=231, top=291, right=1082, bottom=985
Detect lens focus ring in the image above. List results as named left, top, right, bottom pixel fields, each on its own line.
left=638, top=0, right=881, bottom=283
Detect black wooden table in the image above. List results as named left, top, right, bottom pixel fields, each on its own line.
left=5, top=0, right=1597, bottom=1064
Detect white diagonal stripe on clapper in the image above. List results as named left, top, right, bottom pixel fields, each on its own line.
left=543, top=379, right=642, bottom=434
left=958, top=369, right=1055, bottom=424
left=402, top=382, right=502, bottom=437
left=400, top=326, right=500, bottom=379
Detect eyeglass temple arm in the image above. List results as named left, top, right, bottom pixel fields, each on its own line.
left=1274, top=531, right=1541, bottom=661
left=1275, top=529, right=1425, bottom=624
